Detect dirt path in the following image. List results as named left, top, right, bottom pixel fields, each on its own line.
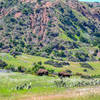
left=21, top=86, right=100, bottom=100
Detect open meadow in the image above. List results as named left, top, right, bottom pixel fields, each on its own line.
left=1, top=71, right=100, bottom=100
left=0, top=53, right=100, bottom=100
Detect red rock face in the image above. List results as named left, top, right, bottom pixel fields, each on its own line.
left=30, top=2, right=52, bottom=41
left=0, top=8, right=12, bottom=19
left=67, top=0, right=78, bottom=9
left=43, top=2, right=52, bottom=8
left=14, top=12, right=22, bottom=18
left=28, top=0, right=100, bottom=42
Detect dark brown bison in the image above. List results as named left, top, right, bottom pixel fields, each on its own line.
left=58, top=72, right=72, bottom=78
left=37, top=69, right=48, bottom=76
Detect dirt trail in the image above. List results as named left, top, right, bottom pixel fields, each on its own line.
left=20, top=86, right=100, bottom=100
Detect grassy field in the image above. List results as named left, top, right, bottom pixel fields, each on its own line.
left=0, top=53, right=100, bottom=75
left=0, top=53, right=100, bottom=100
left=1, top=71, right=100, bottom=100
left=0, top=72, right=65, bottom=100
left=0, top=53, right=64, bottom=72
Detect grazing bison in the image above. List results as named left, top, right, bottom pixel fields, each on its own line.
left=37, top=69, right=48, bottom=76
left=58, top=72, right=72, bottom=78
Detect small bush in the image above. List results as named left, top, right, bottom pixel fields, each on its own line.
left=5, top=64, right=17, bottom=72
left=37, top=61, right=42, bottom=65
left=93, top=49, right=98, bottom=56
left=47, top=68, right=55, bottom=74
left=18, top=66, right=26, bottom=73
left=91, top=74, right=100, bottom=78
left=81, top=75, right=92, bottom=79
left=83, top=69, right=88, bottom=72
left=75, top=52, right=89, bottom=62
left=32, top=64, right=45, bottom=73
left=66, top=69, right=72, bottom=73
left=0, top=60, right=7, bottom=68
left=0, top=25, right=3, bottom=30
left=37, top=0, right=41, bottom=5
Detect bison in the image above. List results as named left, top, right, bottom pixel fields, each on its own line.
left=58, top=72, right=72, bottom=78
left=37, top=69, right=48, bottom=76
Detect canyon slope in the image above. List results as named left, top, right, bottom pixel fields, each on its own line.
left=0, top=0, right=100, bottom=61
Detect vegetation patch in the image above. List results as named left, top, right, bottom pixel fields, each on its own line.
left=80, top=63, right=94, bottom=70
left=0, top=60, right=7, bottom=68
left=44, top=60, right=69, bottom=67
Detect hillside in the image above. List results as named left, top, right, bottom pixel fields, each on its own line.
left=0, top=0, right=100, bottom=61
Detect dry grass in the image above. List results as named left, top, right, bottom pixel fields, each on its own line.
left=19, top=86, right=100, bottom=100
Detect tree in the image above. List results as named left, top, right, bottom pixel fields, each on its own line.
left=37, top=0, right=41, bottom=5
left=0, top=42, right=3, bottom=48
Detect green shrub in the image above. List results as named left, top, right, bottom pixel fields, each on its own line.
left=91, top=74, right=100, bottom=78
left=80, top=36, right=89, bottom=43
left=0, top=60, right=7, bottom=68
left=0, top=25, right=3, bottom=30
left=80, top=63, right=94, bottom=70
left=5, top=64, right=17, bottom=72
left=75, top=52, right=89, bottom=61
left=66, top=69, right=72, bottom=73
left=81, top=74, right=92, bottom=79
left=37, top=0, right=41, bottom=5
left=0, top=42, right=3, bottom=48
left=93, top=49, right=98, bottom=56
left=18, top=66, right=26, bottom=73
left=10, top=17, right=17, bottom=23
left=37, top=61, right=42, bottom=65
left=46, top=68, right=55, bottom=74
left=53, top=51, right=66, bottom=57
left=32, top=64, right=45, bottom=73
left=83, top=69, right=88, bottom=72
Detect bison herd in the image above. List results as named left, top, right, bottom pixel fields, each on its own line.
left=36, top=69, right=72, bottom=78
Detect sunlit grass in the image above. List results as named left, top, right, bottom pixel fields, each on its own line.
left=0, top=72, right=65, bottom=100
left=0, top=53, right=100, bottom=75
